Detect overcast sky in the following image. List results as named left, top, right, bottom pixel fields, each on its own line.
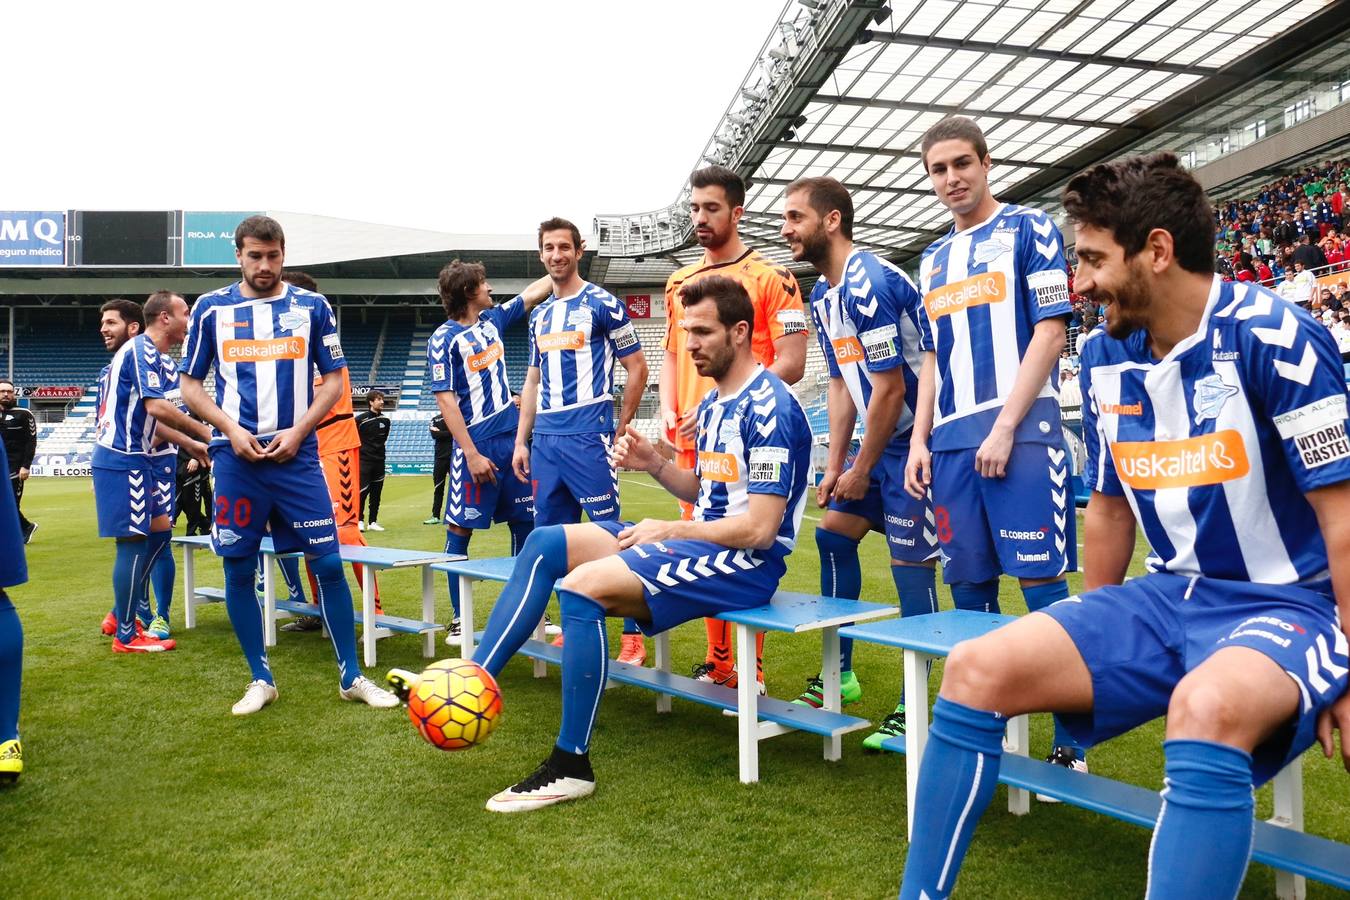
left=4, top=0, right=786, bottom=235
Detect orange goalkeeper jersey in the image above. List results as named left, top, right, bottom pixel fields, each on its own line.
left=315, top=367, right=361, bottom=455
left=664, top=248, right=805, bottom=451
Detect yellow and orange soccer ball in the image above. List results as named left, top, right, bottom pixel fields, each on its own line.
left=407, top=659, right=503, bottom=751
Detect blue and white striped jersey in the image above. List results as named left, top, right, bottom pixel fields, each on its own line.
left=1081, top=278, right=1350, bottom=586
left=94, top=334, right=179, bottom=463
left=810, top=249, right=932, bottom=443
left=528, top=282, right=641, bottom=435
left=919, top=203, right=1072, bottom=450
left=426, top=296, right=524, bottom=442
left=182, top=283, right=346, bottom=442
left=692, top=366, right=813, bottom=551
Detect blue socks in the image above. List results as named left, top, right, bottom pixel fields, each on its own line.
left=508, top=521, right=533, bottom=556
left=148, top=529, right=174, bottom=620
left=556, top=588, right=609, bottom=755
left=817, top=527, right=863, bottom=671
left=893, top=564, right=938, bottom=618
left=443, top=529, right=472, bottom=617
left=1021, top=579, right=1068, bottom=613
left=899, top=696, right=1006, bottom=899
left=951, top=578, right=1001, bottom=613
left=223, top=555, right=272, bottom=684
left=277, top=556, right=306, bottom=603
left=473, top=525, right=569, bottom=677
left=1020, top=580, right=1082, bottom=756
left=113, top=539, right=148, bottom=644
left=0, top=593, right=22, bottom=743
left=1147, top=740, right=1255, bottom=899
left=309, top=552, right=360, bottom=690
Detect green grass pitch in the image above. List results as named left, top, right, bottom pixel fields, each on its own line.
left=3, top=475, right=1348, bottom=897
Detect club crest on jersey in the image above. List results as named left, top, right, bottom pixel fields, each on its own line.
left=278, top=308, right=308, bottom=332
left=972, top=234, right=1013, bottom=265
left=1192, top=374, right=1239, bottom=425
left=718, top=416, right=742, bottom=443
left=566, top=309, right=591, bottom=327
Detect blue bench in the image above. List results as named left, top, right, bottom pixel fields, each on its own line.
left=842, top=611, right=1341, bottom=899
left=436, top=556, right=897, bottom=782
left=174, top=535, right=456, bottom=665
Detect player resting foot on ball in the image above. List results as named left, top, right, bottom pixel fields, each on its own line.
left=472, top=276, right=812, bottom=812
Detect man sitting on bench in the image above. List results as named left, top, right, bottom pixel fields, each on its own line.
left=900, top=154, right=1350, bottom=899
left=470, top=275, right=813, bottom=813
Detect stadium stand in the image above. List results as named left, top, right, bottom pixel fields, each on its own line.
left=9, top=312, right=107, bottom=389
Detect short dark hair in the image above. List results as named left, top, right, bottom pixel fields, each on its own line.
left=784, top=175, right=854, bottom=239
left=143, top=290, right=180, bottom=322
left=437, top=260, right=487, bottom=319
left=690, top=165, right=747, bottom=209
left=920, top=116, right=989, bottom=170
left=538, top=217, right=582, bottom=251
left=1061, top=152, right=1214, bottom=275
left=100, top=298, right=145, bottom=330
left=282, top=271, right=318, bottom=292
left=367, top=390, right=385, bottom=403
left=235, top=215, right=286, bottom=250
left=679, top=275, right=754, bottom=338
left=0, top=379, right=14, bottom=391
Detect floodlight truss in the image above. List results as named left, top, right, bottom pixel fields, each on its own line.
left=595, top=0, right=1350, bottom=264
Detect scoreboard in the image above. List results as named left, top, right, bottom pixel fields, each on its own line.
left=68, top=211, right=179, bottom=266
left=0, top=210, right=254, bottom=268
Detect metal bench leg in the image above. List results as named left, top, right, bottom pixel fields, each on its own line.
left=182, top=544, right=197, bottom=630
left=421, top=567, right=436, bottom=659
left=1005, top=715, right=1030, bottom=816
left=654, top=631, right=671, bottom=714
left=903, top=649, right=934, bottom=840
left=361, top=564, right=376, bottom=668
left=736, top=623, right=759, bottom=783
left=458, top=575, right=475, bottom=658
left=1270, top=758, right=1305, bottom=900
left=820, top=625, right=842, bottom=761
left=263, top=554, right=278, bottom=648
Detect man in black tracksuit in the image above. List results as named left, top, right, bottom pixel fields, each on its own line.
left=356, top=390, right=391, bottom=531
left=0, top=381, right=37, bottom=543
left=425, top=412, right=454, bottom=524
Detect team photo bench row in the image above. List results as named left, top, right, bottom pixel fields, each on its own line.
left=839, top=611, right=1350, bottom=900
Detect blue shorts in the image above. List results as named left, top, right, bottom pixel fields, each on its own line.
left=828, top=445, right=938, bottom=563
left=445, top=432, right=534, bottom=529
left=150, top=454, right=176, bottom=521
left=531, top=431, right=620, bottom=527
left=208, top=444, right=340, bottom=558
left=1042, top=573, right=1348, bottom=785
left=592, top=520, right=787, bottom=636
left=94, top=455, right=170, bottom=538
left=931, top=441, right=1074, bottom=584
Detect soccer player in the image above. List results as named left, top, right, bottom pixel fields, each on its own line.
left=179, top=215, right=398, bottom=715
left=0, top=380, right=37, bottom=544
left=661, top=165, right=806, bottom=690
left=139, top=291, right=210, bottom=641
left=0, top=437, right=27, bottom=781
left=356, top=390, right=391, bottom=531
left=427, top=261, right=552, bottom=640
left=476, top=275, right=812, bottom=811
left=780, top=176, right=937, bottom=744
left=904, top=116, right=1084, bottom=770
left=93, top=294, right=209, bottom=653
left=899, top=153, right=1350, bottom=899
left=512, top=217, right=649, bottom=662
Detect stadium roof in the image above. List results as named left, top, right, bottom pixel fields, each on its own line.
left=593, top=0, right=1350, bottom=270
